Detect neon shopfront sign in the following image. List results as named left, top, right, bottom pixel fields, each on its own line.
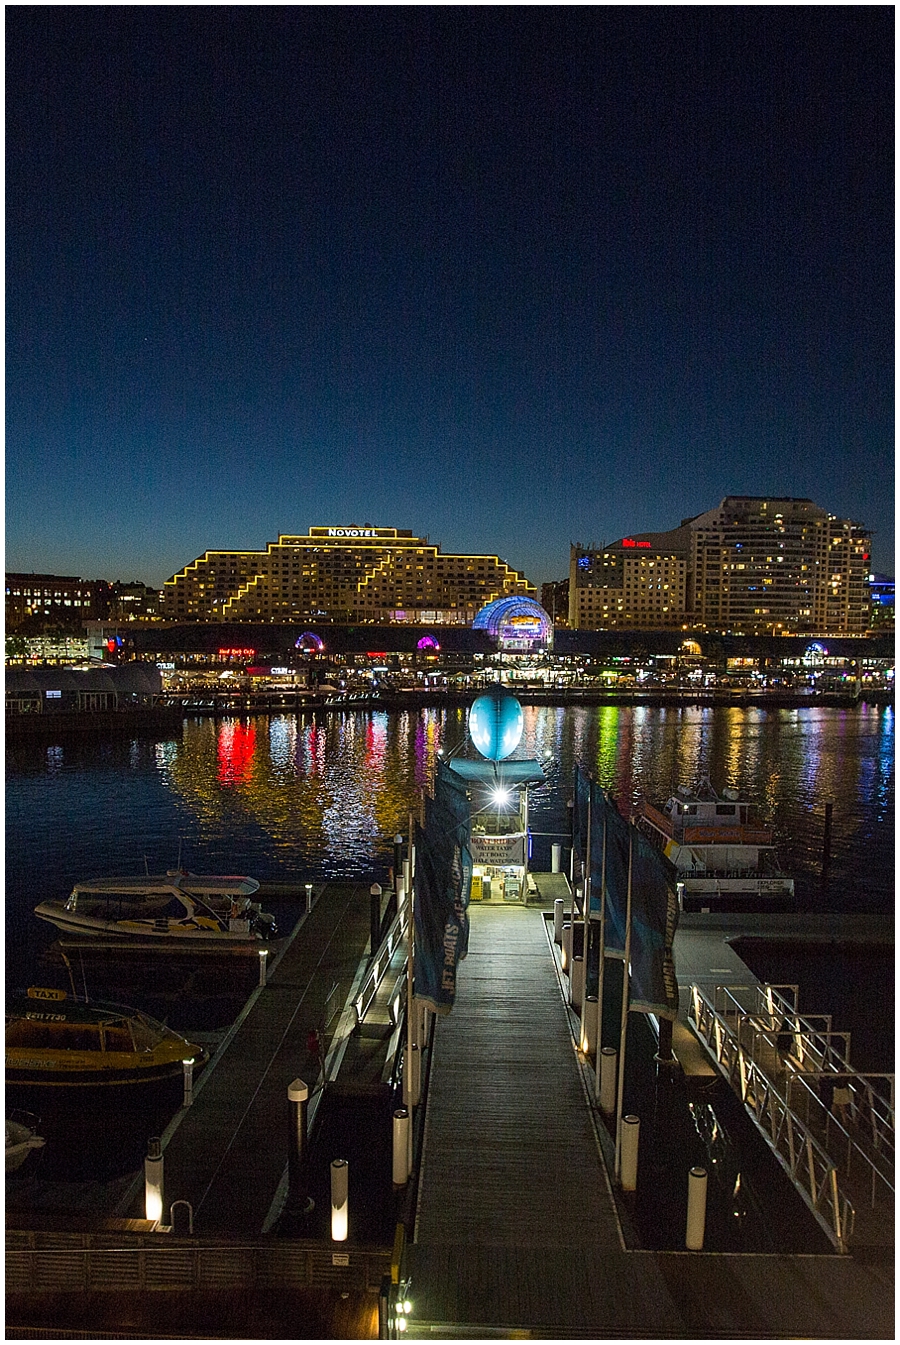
left=218, top=648, right=256, bottom=658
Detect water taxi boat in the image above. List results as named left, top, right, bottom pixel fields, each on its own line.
left=33, top=871, right=277, bottom=943
left=637, top=777, right=795, bottom=910
left=6, top=988, right=206, bottom=1087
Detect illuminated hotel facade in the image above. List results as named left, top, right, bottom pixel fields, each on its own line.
left=570, top=497, right=872, bottom=636
left=161, top=526, right=535, bottom=624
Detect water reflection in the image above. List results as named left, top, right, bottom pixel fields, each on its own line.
left=6, top=705, right=894, bottom=917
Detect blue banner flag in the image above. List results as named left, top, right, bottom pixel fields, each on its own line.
left=574, top=765, right=678, bottom=1018
left=413, top=760, right=472, bottom=1014
left=627, top=827, right=680, bottom=1020
left=589, top=783, right=631, bottom=955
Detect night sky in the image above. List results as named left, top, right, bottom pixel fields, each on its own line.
left=7, top=7, right=894, bottom=591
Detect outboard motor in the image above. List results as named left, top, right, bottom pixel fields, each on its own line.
left=251, top=906, right=278, bottom=937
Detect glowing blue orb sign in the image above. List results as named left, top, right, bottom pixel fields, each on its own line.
left=469, top=688, right=524, bottom=761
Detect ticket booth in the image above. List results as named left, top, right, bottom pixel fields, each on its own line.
left=445, top=757, right=545, bottom=904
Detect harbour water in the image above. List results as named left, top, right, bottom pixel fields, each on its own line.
left=6, top=701, right=894, bottom=1049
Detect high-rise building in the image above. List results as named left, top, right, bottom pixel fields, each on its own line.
left=570, top=498, right=872, bottom=635
left=161, top=526, right=535, bottom=624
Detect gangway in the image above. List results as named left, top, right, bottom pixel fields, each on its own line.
left=689, top=981, right=894, bottom=1253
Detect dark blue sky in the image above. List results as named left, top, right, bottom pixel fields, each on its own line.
left=7, top=7, right=894, bottom=590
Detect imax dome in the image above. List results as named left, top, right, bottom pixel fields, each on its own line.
left=472, top=597, right=553, bottom=649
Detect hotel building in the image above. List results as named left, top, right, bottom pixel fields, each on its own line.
left=570, top=497, right=872, bottom=636
left=161, top=526, right=535, bottom=624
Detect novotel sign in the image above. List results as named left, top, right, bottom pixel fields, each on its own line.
left=327, top=527, right=379, bottom=538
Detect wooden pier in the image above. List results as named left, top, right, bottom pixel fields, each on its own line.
left=6, top=888, right=893, bottom=1338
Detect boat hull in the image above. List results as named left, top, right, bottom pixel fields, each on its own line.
left=6, top=1057, right=189, bottom=1087
left=33, top=906, right=267, bottom=944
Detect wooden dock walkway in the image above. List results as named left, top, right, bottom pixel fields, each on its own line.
left=414, top=904, right=622, bottom=1251
left=403, top=902, right=893, bottom=1338
left=116, top=881, right=373, bottom=1234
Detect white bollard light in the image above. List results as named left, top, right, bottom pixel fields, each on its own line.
left=553, top=898, right=564, bottom=944
left=570, top=954, right=585, bottom=1012
left=581, top=995, right=598, bottom=1056
left=182, top=1057, right=194, bottom=1108
left=686, top=1166, right=708, bottom=1250
left=551, top=843, right=562, bottom=873
left=330, top=1159, right=349, bottom=1241
left=620, top=1115, right=640, bottom=1192
left=599, top=1046, right=617, bottom=1114
left=561, top=922, right=572, bottom=973
left=392, top=1107, right=410, bottom=1185
left=144, top=1137, right=164, bottom=1223
left=258, top=948, right=268, bottom=986
left=305, top=883, right=313, bottom=913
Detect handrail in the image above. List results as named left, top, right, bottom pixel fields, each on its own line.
left=354, top=904, right=409, bottom=1026
left=690, top=984, right=853, bottom=1252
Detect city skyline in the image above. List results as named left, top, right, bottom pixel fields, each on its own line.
left=7, top=9, right=894, bottom=591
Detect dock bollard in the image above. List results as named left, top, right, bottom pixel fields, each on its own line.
left=370, top=883, right=383, bottom=953
left=570, top=954, right=585, bottom=1012
left=551, top=843, right=562, bottom=873
left=561, top=922, right=572, bottom=973
left=182, top=1056, right=194, bottom=1108
left=599, top=1046, right=617, bottom=1114
left=287, top=1079, right=314, bottom=1213
left=331, top=1159, right=349, bottom=1241
left=144, top=1136, right=164, bottom=1223
left=686, top=1167, right=708, bottom=1249
left=581, top=995, right=598, bottom=1056
left=620, top=1115, right=640, bottom=1192
left=553, top=898, right=564, bottom=945
left=392, top=1108, right=410, bottom=1185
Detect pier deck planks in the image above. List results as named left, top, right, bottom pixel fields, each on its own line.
left=122, top=882, right=372, bottom=1234
left=415, top=906, right=621, bottom=1250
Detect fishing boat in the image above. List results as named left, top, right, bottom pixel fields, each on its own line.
left=6, top=1111, right=45, bottom=1171
left=33, top=870, right=277, bottom=943
left=636, top=776, right=795, bottom=910
left=6, top=987, right=206, bottom=1087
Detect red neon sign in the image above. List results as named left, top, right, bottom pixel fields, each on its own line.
left=621, top=538, right=652, bottom=549
left=218, top=647, right=256, bottom=657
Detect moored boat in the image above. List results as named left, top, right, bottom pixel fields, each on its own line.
left=6, top=987, right=206, bottom=1087
left=33, top=870, right=277, bottom=943
left=637, top=776, right=795, bottom=910
left=6, top=1110, right=45, bottom=1171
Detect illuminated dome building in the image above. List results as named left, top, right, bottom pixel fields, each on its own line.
left=472, top=597, right=553, bottom=652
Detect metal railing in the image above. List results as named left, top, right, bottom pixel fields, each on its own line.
left=713, top=982, right=895, bottom=1207
left=354, top=903, right=409, bottom=1027
left=690, top=984, right=854, bottom=1252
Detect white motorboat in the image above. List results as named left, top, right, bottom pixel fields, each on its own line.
left=637, top=777, right=795, bottom=909
left=34, top=871, right=277, bottom=943
left=6, top=1111, right=45, bottom=1171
